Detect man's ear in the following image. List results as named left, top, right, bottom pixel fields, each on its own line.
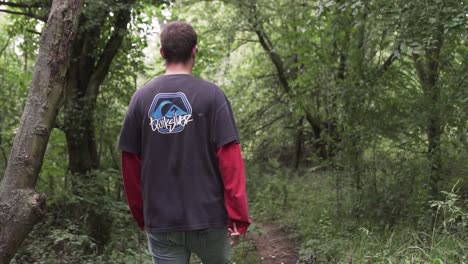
left=192, top=46, right=198, bottom=58
left=160, top=48, right=166, bottom=59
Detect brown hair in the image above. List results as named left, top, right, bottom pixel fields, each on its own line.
left=160, top=21, right=198, bottom=64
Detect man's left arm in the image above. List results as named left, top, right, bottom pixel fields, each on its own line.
left=217, top=142, right=251, bottom=235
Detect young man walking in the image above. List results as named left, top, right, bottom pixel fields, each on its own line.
left=119, top=21, right=250, bottom=264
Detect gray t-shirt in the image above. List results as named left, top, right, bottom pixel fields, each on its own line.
left=119, top=74, right=239, bottom=232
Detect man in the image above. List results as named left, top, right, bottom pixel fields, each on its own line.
left=118, top=21, right=250, bottom=264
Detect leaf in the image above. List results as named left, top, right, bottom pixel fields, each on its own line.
left=432, top=258, right=445, bottom=264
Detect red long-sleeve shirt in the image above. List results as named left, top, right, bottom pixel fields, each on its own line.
left=121, top=142, right=251, bottom=234
left=121, top=151, right=144, bottom=229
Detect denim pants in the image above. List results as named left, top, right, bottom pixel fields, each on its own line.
left=146, top=228, right=231, bottom=264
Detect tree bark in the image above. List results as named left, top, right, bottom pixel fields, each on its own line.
left=0, top=0, right=84, bottom=263
left=413, top=27, right=444, bottom=200
left=294, top=116, right=305, bottom=170
left=61, top=0, right=135, bottom=248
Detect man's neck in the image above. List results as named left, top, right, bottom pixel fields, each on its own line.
left=165, top=62, right=193, bottom=75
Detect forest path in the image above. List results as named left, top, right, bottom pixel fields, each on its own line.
left=247, top=224, right=300, bottom=264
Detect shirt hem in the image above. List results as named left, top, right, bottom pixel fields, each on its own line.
left=144, top=222, right=227, bottom=233
left=216, top=136, right=240, bottom=149
left=119, top=144, right=141, bottom=155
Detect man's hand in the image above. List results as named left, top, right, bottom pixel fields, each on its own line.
left=228, top=222, right=241, bottom=247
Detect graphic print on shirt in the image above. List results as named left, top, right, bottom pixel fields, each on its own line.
left=148, top=92, right=193, bottom=134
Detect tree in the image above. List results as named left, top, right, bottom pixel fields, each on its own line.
left=0, top=0, right=160, bottom=247
left=0, top=0, right=84, bottom=262
left=402, top=0, right=466, bottom=201
left=61, top=0, right=137, bottom=247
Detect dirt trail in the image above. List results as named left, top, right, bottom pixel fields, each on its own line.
left=247, top=224, right=299, bottom=264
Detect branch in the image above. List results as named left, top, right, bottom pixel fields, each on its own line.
left=239, top=94, right=286, bottom=132
left=245, top=2, right=324, bottom=135
left=0, top=145, right=7, bottom=166
left=0, top=8, right=47, bottom=21
left=244, top=113, right=288, bottom=139
left=0, top=37, right=11, bottom=57
left=376, top=43, right=401, bottom=77
left=26, top=29, right=41, bottom=35
left=87, top=0, right=136, bottom=99
left=254, top=27, right=291, bottom=93
left=0, top=1, right=45, bottom=8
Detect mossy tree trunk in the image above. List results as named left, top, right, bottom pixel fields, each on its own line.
left=0, top=0, right=84, bottom=263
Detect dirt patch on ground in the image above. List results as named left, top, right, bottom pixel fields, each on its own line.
left=247, top=224, right=300, bottom=264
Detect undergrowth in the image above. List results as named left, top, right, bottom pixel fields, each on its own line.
left=247, top=164, right=468, bottom=264
left=11, top=163, right=467, bottom=263
left=12, top=190, right=259, bottom=264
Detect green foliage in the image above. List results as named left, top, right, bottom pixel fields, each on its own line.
left=431, top=183, right=468, bottom=235
left=231, top=239, right=262, bottom=264
left=1, top=0, right=467, bottom=261
left=177, top=0, right=467, bottom=233
left=249, top=166, right=467, bottom=263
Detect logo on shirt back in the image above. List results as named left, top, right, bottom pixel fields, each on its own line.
left=148, top=92, right=193, bottom=134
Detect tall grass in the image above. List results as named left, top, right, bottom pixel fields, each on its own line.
left=247, top=165, right=467, bottom=263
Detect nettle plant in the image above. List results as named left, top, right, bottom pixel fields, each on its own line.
left=430, top=182, right=468, bottom=235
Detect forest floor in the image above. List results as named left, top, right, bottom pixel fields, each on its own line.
left=247, top=224, right=300, bottom=264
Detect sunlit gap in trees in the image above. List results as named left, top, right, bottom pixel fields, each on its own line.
left=142, top=3, right=172, bottom=67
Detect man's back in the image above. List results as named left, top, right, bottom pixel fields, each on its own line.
left=120, top=74, right=238, bottom=231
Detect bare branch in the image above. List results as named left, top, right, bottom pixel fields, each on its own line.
left=244, top=113, right=288, bottom=139
left=0, top=0, right=45, bottom=8
left=0, top=37, right=11, bottom=57
left=26, top=29, right=42, bottom=35
left=376, top=43, right=401, bottom=77
left=0, top=8, right=47, bottom=21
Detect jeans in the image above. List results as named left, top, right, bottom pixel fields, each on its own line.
left=146, top=228, right=231, bottom=264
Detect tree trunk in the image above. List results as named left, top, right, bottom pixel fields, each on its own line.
left=0, top=1, right=84, bottom=263
left=61, top=0, right=135, bottom=248
left=294, top=116, right=305, bottom=169
left=413, top=26, right=444, bottom=201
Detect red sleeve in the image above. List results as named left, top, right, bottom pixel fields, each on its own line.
left=121, top=151, right=144, bottom=230
left=217, top=143, right=251, bottom=235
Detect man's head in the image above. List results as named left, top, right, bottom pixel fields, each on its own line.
left=160, top=21, right=198, bottom=65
